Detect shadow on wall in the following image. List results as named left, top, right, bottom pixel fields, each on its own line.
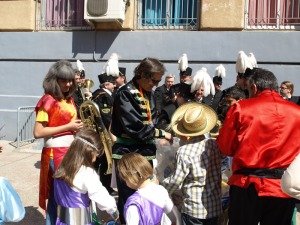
left=72, top=31, right=121, bottom=59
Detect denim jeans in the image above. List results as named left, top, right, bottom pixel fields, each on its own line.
left=182, top=213, right=219, bottom=225
left=45, top=159, right=57, bottom=225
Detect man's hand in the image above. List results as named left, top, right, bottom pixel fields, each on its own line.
left=164, top=132, right=173, bottom=145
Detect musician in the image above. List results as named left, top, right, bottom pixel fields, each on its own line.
left=203, top=65, right=226, bottom=112
left=92, top=73, right=116, bottom=129
left=92, top=73, right=116, bottom=195
left=113, top=67, right=127, bottom=97
left=110, top=57, right=173, bottom=224
left=73, top=69, right=84, bottom=117
left=169, top=67, right=193, bottom=103
left=156, top=82, right=193, bottom=131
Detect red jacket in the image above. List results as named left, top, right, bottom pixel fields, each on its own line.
left=217, top=90, right=300, bottom=197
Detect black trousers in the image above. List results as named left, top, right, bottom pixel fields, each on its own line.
left=114, top=158, right=154, bottom=224
left=228, top=184, right=296, bottom=225
left=94, top=153, right=114, bottom=194
left=114, top=159, right=135, bottom=224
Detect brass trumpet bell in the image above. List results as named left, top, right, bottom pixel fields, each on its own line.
left=84, top=79, right=94, bottom=92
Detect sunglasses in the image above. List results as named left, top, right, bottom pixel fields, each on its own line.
left=151, top=78, right=161, bottom=85
left=144, top=72, right=161, bottom=85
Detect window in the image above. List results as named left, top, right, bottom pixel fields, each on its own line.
left=137, top=0, right=198, bottom=30
left=246, top=0, right=300, bottom=29
left=38, top=0, right=90, bottom=30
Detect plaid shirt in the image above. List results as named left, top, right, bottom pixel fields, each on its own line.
left=162, top=136, right=222, bottom=219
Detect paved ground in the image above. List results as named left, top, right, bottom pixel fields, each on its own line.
left=0, top=140, right=45, bottom=224
left=1, top=139, right=300, bottom=225
left=0, top=140, right=113, bottom=225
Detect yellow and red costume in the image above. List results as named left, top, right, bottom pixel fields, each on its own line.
left=35, top=94, right=77, bottom=210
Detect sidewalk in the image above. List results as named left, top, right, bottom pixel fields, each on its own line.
left=0, top=140, right=45, bottom=225
left=1, top=139, right=300, bottom=225
left=0, top=139, right=114, bottom=225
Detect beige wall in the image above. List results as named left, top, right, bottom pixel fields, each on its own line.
left=0, top=0, right=36, bottom=31
left=200, top=0, right=244, bottom=30
left=0, top=0, right=245, bottom=31
left=94, top=1, right=135, bottom=31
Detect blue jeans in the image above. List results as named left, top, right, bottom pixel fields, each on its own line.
left=45, top=159, right=57, bottom=225
left=182, top=213, right=219, bottom=225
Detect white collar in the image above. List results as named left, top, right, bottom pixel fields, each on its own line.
left=103, top=88, right=112, bottom=96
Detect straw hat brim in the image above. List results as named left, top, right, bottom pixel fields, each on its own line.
left=171, top=102, right=217, bottom=137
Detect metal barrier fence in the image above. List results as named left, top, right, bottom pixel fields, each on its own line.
left=16, top=106, right=36, bottom=148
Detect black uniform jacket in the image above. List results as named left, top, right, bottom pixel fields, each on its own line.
left=111, top=80, right=165, bottom=158
left=92, top=88, right=114, bottom=130
left=154, top=84, right=172, bottom=114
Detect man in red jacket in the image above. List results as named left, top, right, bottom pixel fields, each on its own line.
left=216, top=68, right=300, bottom=225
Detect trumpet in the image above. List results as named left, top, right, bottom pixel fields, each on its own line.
left=79, top=100, right=113, bottom=175
left=78, top=79, right=94, bottom=101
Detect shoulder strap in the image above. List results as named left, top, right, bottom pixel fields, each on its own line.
left=92, top=91, right=106, bottom=101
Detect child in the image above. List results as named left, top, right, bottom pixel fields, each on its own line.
left=281, top=152, right=300, bottom=200
left=53, top=128, right=119, bottom=225
left=0, top=177, right=25, bottom=223
left=117, top=152, right=181, bottom=225
left=162, top=102, right=222, bottom=225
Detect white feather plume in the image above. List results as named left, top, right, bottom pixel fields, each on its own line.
left=236, top=51, right=253, bottom=74
left=190, top=67, right=215, bottom=97
left=76, top=60, right=85, bottom=72
left=103, top=53, right=120, bottom=77
left=178, top=53, right=188, bottom=72
left=215, top=64, right=226, bottom=78
left=248, top=52, right=258, bottom=68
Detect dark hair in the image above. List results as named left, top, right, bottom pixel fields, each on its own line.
left=43, top=60, right=76, bottom=101
left=224, top=86, right=246, bottom=100
left=217, top=86, right=247, bottom=122
left=247, top=68, right=278, bottom=92
left=53, top=128, right=104, bottom=187
left=133, top=57, right=165, bottom=80
left=243, top=67, right=259, bottom=79
left=74, top=69, right=81, bottom=76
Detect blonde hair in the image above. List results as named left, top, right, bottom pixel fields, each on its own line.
left=117, top=153, right=153, bottom=189
left=281, top=81, right=294, bottom=94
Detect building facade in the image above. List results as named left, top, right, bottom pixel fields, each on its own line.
left=0, top=0, right=300, bottom=140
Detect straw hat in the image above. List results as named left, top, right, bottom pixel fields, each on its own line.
left=171, top=102, right=217, bottom=137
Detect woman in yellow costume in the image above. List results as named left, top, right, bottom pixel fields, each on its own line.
left=34, top=60, right=83, bottom=225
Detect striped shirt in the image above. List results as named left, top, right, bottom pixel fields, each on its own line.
left=162, top=137, right=222, bottom=219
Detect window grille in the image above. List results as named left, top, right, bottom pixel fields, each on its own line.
left=137, top=0, right=198, bottom=30
left=245, top=0, right=300, bottom=29
left=37, top=0, right=91, bottom=30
